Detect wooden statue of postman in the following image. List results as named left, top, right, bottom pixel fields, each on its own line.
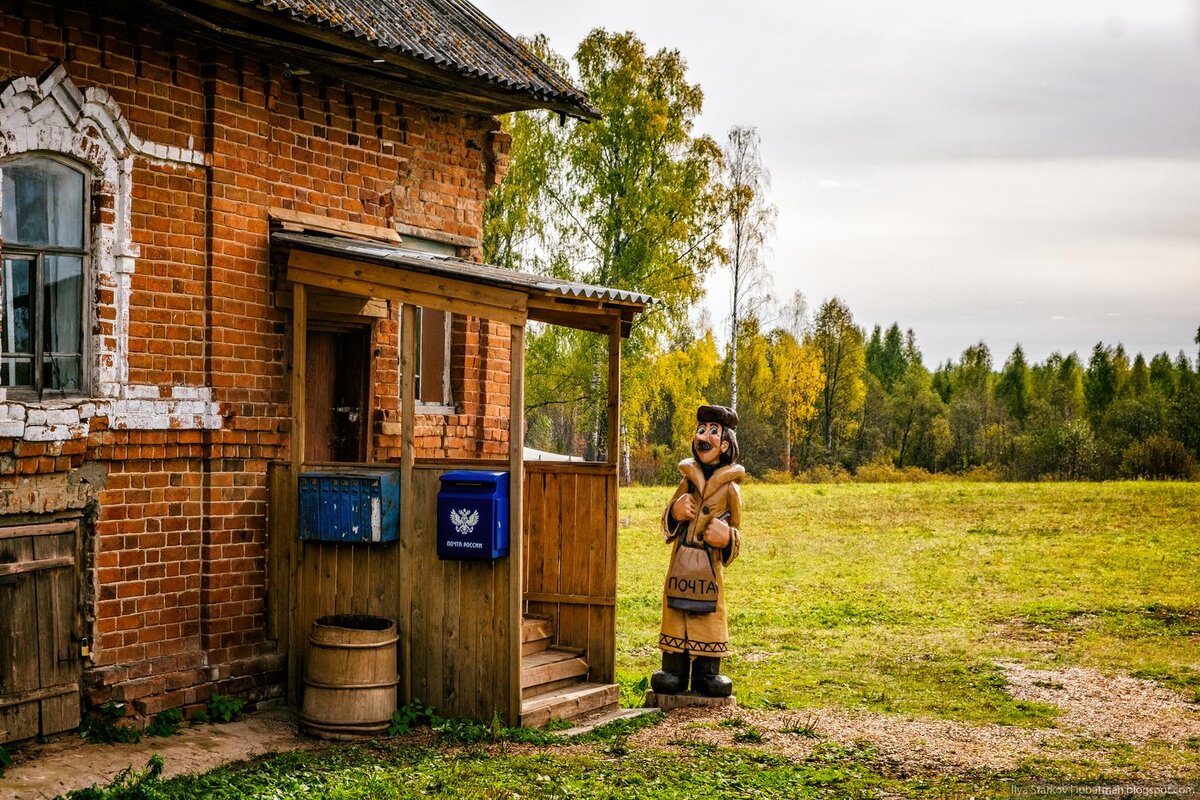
left=652, top=404, right=744, bottom=698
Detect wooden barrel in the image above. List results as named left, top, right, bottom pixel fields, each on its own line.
left=300, top=614, right=399, bottom=739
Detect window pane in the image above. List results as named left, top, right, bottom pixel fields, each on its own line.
left=0, top=357, right=32, bottom=387
left=2, top=256, right=33, bottom=356
left=44, top=355, right=81, bottom=393
left=44, top=254, right=83, bottom=354
left=2, top=256, right=34, bottom=388
left=2, top=159, right=85, bottom=247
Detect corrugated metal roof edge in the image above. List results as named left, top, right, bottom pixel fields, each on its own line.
left=252, top=0, right=599, bottom=119
left=273, top=231, right=656, bottom=308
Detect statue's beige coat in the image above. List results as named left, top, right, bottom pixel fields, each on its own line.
left=658, top=459, right=743, bottom=655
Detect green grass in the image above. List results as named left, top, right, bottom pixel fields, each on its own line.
left=63, top=740, right=913, bottom=799
left=617, top=481, right=1200, bottom=722
left=62, top=482, right=1200, bottom=798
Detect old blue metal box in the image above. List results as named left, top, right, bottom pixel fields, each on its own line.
left=437, top=470, right=509, bottom=560
left=299, top=468, right=400, bottom=544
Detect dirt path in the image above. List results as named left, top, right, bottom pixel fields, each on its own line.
left=0, top=707, right=315, bottom=800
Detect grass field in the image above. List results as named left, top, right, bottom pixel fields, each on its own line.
left=617, top=481, right=1200, bottom=722
left=52, top=482, right=1200, bottom=798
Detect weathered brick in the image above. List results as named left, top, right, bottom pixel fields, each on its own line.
left=3, top=1, right=516, bottom=725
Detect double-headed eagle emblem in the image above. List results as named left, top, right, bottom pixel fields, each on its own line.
left=450, top=508, right=480, bottom=536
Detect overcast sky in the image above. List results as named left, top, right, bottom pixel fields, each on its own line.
left=475, top=0, right=1200, bottom=365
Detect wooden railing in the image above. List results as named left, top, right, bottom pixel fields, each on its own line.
left=521, top=461, right=618, bottom=684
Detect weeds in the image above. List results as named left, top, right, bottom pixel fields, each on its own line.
left=780, top=712, right=822, bottom=738
left=79, top=701, right=141, bottom=744
left=0, top=743, right=10, bottom=778
left=386, top=698, right=440, bottom=736
left=145, top=709, right=183, bottom=738
left=205, top=694, right=244, bottom=724
left=733, top=725, right=768, bottom=744
left=385, top=700, right=661, bottom=747
left=60, top=754, right=164, bottom=799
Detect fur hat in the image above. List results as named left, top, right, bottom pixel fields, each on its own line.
left=696, top=404, right=738, bottom=429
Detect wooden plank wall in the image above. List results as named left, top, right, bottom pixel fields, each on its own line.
left=267, top=460, right=517, bottom=722
left=521, top=462, right=617, bottom=684
left=0, top=517, right=81, bottom=744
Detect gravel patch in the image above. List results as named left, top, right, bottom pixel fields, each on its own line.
left=630, top=662, right=1200, bottom=778
left=1001, top=662, right=1200, bottom=745
left=628, top=705, right=1054, bottom=776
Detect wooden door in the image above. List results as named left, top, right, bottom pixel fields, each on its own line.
left=0, top=518, right=81, bottom=743
left=305, top=327, right=370, bottom=463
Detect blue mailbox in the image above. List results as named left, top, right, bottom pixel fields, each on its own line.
left=437, top=471, right=509, bottom=560
left=299, top=468, right=400, bottom=544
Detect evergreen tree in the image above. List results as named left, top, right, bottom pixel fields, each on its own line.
left=995, top=344, right=1032, bottom=425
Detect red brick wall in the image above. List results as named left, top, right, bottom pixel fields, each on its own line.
left=0, top=2, right=514, bottom=722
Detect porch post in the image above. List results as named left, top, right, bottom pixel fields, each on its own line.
left=399, top=303, right=417, bottom=705
left=287, top=282, right=307, bottom=705
left=507, top=322, right=525, bottom=724
left=607, top=319, right=621, bottom=468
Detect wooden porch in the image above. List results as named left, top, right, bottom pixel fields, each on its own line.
left=265, top=225, right=646, bottom=726
left=266, top=458, right=618, bottom=725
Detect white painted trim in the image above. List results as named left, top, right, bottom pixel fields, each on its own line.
left=0, top=66, right=221, bottom=434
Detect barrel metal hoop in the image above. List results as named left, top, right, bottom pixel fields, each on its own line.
left=299, top=714, right=390, bottom=732
left=308, top=635, right=400, bottom=649
left=304, top=677, right=400, bottom=690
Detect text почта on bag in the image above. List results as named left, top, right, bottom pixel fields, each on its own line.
left=665, top=543, right=718, bottom=613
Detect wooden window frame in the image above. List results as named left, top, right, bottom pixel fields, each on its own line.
left=414, top=306, right=453, bottom=412
left=0, top=154, right=91, bottom=400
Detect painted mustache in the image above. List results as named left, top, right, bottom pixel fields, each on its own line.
left=695, top=441, right=715, bottom=452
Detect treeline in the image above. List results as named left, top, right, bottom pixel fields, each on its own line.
left=485, top=30, right=1199, bottom=483
left=622, top=299, right=1200, bottom=482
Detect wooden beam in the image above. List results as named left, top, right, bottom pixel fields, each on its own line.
left=523, top=592, right=616, bottom=608
left=393, top=222, right=479, bottom=250
left=0, top=555, right=73, bottom=577
left=286, top=266, right=527, bottom=327
left=398, top=303, right=417, bottom=707
left=0, top=521, right=77, bottom=541
left=0, top=681, right=78, bottom=710
left=506, top=322, right=526, bottom=726
left=290, top=250, right=527, bottom=313
left=286, top=282, right=307, bottom=706
left=275, top=287, right=388, bottom=318
left=607, top=321, right=621, bottom=468
left=522, top=461, right=617, bottom=475
left=527, top=293, right=646, bottom=314
left=526, top=306, right=616, bottom=334
left=269, top=207, right=401, bottom=243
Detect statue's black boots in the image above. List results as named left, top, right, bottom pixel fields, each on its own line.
left=692, top=656, right=733, bottom=697
left=650, top=651, right=690, bottom=694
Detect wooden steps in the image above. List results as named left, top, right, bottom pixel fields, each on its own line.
left=518, top=614, right=619, bottom=727
left=521, top=616, right=553, bottom=656
left=520, top=682, right=619, bottom=729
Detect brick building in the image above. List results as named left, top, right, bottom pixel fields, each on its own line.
left=0, top=0, right=642, bottom=742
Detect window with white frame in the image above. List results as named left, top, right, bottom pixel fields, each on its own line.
left=0, top=155, right=88, bottom=398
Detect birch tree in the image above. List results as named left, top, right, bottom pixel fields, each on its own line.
left=721, top=126, right=776, bottom=412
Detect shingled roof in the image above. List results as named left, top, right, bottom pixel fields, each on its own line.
left=154, top=0, right=597, bottom=119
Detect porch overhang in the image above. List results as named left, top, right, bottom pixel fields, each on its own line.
left=272, top=230, right=653, bottom=336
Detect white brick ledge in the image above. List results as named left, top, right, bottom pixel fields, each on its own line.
left=0, top=385, right=224, bottom=441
